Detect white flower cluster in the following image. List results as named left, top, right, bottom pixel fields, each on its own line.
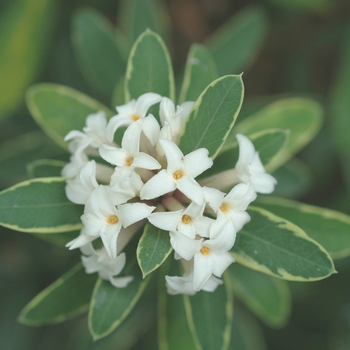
left=63, top=92, right=277, bottom=295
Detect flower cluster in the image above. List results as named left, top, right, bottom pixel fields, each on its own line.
left=63, top=92, right=277, bottom=295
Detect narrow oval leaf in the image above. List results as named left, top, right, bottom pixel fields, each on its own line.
left=179, top=44, right=218, bottom=103
left=27, top=159, right=65, bottom=178
left=206, top=5, right=268, bottom=75
left=32, top=231, right=79, bottom=246
left=232, top=98, right=323, bottom=171
left=184, top=275, right=233, bottom=350
left=0, top=177, right=83, bottom=233
left=72, top=8, right=126, bottom=101
left=26, top=83, right=114, bottom=148
left=137, top=223, right=172, bottom=278
left=179, top=75, right=244, bottom=158
left=125, top=29, right=175, bottom=102
left=200, top=128, right=288, bottom=179
left=255, top=196, right=350, bottom=259
left=89, top=247, right=150, bottom=340
left=228, top=263, right=291, bottom=327
left=19, top=263, right=96, bottom=325
left=231, top=206, right=335, bottom=280
left=0, top=0, right=56, bottom=119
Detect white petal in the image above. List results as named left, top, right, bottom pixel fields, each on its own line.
left=169, top=231, right=202, bottom=260
left=106, top=115, right=131, bottom=142
left=148, top=210, right=183, bottom=231
left=202, top=186, right=226, bottom=213
left=81, top=212, right=106, bottom=236
left=140, top=169, right=176, bottom=200
left=82, top=255, right=100, bottom=273
left=201, top=275, right=223, bottom=292
left=121, top=121, right=142, bottom=154
left=159, top=139, right=184, bottom=173
left=99, top=144, right=128, bottom=167
left=193, top=216, right=213, bottom=238
left=118, top=203, right=155, bottom=227
left=134, top=92, right=162, bottom=117
left=193, top=253, right=213, bottom=291
left=176, top=176, right=204, bottom=204
left=110, top=275, right=134, bottom=288
left=236, top=134, right=255, bottom=166
left=165, top=274, right=196, bottom=295
left=100, top=223, right=121, bottom=259
left=183, top=148, right=213, bottom=178
left=142, top=115, right=160, bottom=146
left=132, top=152, right=161, bottom=170
left=211, top=251, right=235, bottom=277
left=251, top=172, right=277, bottom=194
left=66, top=233, right=98, bottom=250
left=226, top=182, right=257, bottom=211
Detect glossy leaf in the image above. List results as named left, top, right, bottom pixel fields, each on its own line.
left=200, top=128, right=288, bottom=179
left=184, top=275, right=233, bottom=350
left=125, top=29, right=175, bottom=102
left=0, top=177, right=83, bottom=233
left=137, top=223, right=172, bottom=278
left=26, top=83, right=114, bottom=148
left=231, top=206, right=335, bottom=280
left=0, top=0, right=56, bottom=119
left=232, top=98, right=323, bottom=171
left=27, top=159, right=65, bottom=178
left=255, top=196, right=350, bottom=259
left=179, top=44, right=218, bottom=103
left=179, top=75, right=244, bottom=158
left=72, top=8, right=126, bottom=101
left=206, top=5, right=268, bottom=76
left=228, top=263, right=291, bottom=327
left=32, top=231, right=79, bottom=246
left=19, top=263, right=96, bottom=325
left=89, top=240, right=150, bottom=340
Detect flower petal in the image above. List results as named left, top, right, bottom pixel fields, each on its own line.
left=176, top=176, right=204, bottom=205
left=183, top=148, right=213, bottom=178
left=118, top=203, right=155, bottom=227
left=159, top=139, right=184, bottom=173
left=148, top=210, right=183, bottom=231
left=133, top=152, right=161, bottom=170
left=134, top=92, right=162, bottom=118
left=140, top=169, right=176, bottom=200
left=142, top=115, right=160, bottom=146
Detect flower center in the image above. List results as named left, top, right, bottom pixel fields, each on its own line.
left=220, top=202, right=230, bottom=213
left=182, top=214, right=191, bottom=224
left=131, top=114, right=140, bottom=121
left=173, top=171, right=184, bottom=180
left=125, top=157, right=134, bottom=167
left=107, top=215, right=119, bottom=224
left=200, top=246, right=210, bottom=255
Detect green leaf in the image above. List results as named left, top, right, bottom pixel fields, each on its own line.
left=0, top=177, right=83, bottom=233
left=72, top=8, right=126, bottom=102
left=26, top=83, right=114, bottom=148
left=184, top=275, right=233, bottom=350
left=89, top=239, right=150, bottom=340
left=32, top=231, right=79, bottom=246
left=137, top=223, right=172, bottom=278
left=200, top=128, right=289, bottom=179
left=0, top=0, right=56, bottom=119
left=118, top=0, right=168, bottom=43
left=272, top=158, right=312, bottom=198
left=19, top=263, right=96, bottom=325
left=206, top=5, right=268, bottom=76
left=228, top=263, right=291, bottom=327
left=231, top=206, right=335, bottom=280
left=232, top=98, right=323, bottom=171
left=255, top=196, right=350, bottom=259
left=125, top=29, right=175, bottom=102
left=179, top=75, right=244, bottom=158
left=179, top=44, right=218, bottom=104
left=27, top=159, right=65, bottom=178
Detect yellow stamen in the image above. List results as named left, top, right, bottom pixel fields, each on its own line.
left=131, top=114, right=140, bottom=121
left=107, top=215, right=119, bottom=224
left=182, top=214, right=191, bottom=224
left=125, top=157, right=134, bottom=167
left=200, top=246, right=210, bottom=255
left=220, top=202, right=229, bottom=212
left=173, top=171, right=184, bottom=180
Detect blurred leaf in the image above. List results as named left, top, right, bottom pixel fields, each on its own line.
left=32, top=231, right=79, bottom=246
left=265, top=0, right=331, bottom=12
left=19, top=263, right=96, bottom=325
left=256, top=196, right=350, bottom=259
left=137, top=223, right=172, bottom=278
left=0, top=0, right=56, bottom=119
left=232, top=206, right=335, bottom=280
left=179, top=75, right=244, bottom=158
left=27, top=159, right=65, bottom=178
left=184, top=276, right=233, bottom=350
left=89, top=239, right=150, bottom=340
left=201, top=128, right=288, bottom=179
left=179, top=44, right=218, bottom=103
left=26, top=83, right=114, bottom=148
left=233, top=98, right=323, bottom=171
left=229, top=306, right=267, bottom=350
left=272, top=158, right=312, bottom=198
left=118, top=0, right=168, bottom=43
left=229, top=263, right=291, bottom=327
left=0, top=177, right=83, bottom=233
left=125, top=29, right=175, bottom=102
left=206, top=5, right=268, bottom=76
left=72, top=8, right=127, bottom=102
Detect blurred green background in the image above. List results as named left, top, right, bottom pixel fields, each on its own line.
left=1, top=0, right=350, bottom=349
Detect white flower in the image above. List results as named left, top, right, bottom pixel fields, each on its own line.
left=81, top=186, right=155, bottom=259
left=81, top=243, right=133, bottom=288
left=235, top=134, right=277, bottom=194
left=106, top=92, right=162, bottom=144
left=100, top=121, right=161, bottom=171
left=140, top=139, right=213, bottom=204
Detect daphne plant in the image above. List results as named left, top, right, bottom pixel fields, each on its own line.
left=1, top=22, right=350, bottom=349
